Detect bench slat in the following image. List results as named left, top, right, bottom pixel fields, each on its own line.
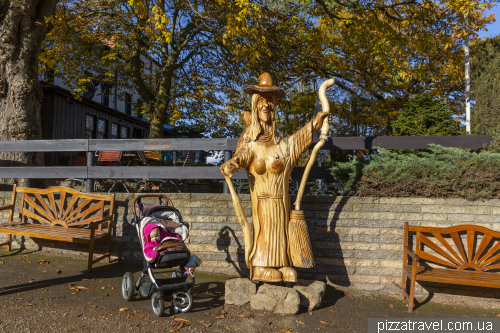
left=0, top=224, right=108, bottom=243
left=404, top=266, right=500, bottom=288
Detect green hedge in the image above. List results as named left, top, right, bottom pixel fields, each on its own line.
left=330, top=145, right=500, bottom=200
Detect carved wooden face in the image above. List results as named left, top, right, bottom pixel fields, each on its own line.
left=256, top=93, right=274, bottom=124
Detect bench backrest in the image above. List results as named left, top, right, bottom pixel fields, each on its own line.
left=97, top=151, right=123, bottom=164
left=405, top=222, right=500, bottom=273
left=12, top=186, right=115, bottom=230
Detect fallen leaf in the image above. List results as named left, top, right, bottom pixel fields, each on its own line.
left=128, top=313, right=134, bottom=318
left=102, top=287, right=105, bottom=289
left=221, top=311, right=227, bottom=315
left=299, top=321, right=305, bottom=324
left=202, top=323, right=211, bottom=328
left=213, top=315, right=225, bottom=319
left=225, top=327, right=231, bottom=330
left=37, top=260, right=44, bottom=264
left=453, top=308, right=458, bottom=310
left=169, top=330, right=180, bottom=333
left=280, top=330, right=293, bottom=333
left=71, top=293, right=76, bottom=295
left=238, top=315, right=247, bottom=317
left=172, top=318, right=190, bottom=322
left=81, top=279, right=89, bottom=281
left=205, top=312, right=211, bottom=316
left=141, top=321, right=147, bottom=324
left=111, top=287, right=115, bottom=290
left=178, top=322, right=185, bottom=328
left=28, top=279, right=36, bottom=283
left=92, top=305, right=98, bottom=308
left=56, top=270, right=61, bottom=274
left=249, top=314, right=254, bottom=318
left=343, top=291, right=353, bottom=298
left=235, top=311, right=243, bottom=315
left=75, top=286, right=88, bottom=289
left=496, top=314, right=500, bottom=317
left=138, top=315, right=144, bottom=319
left=26, top=303, right=34, bottom=306
left=389, top=304, right=394, bottom=308
left=100, top=280, right=104, bottom=282
left=134, top=310, right=140, bottom=313
left=108, top=284, right=113, bottom=287
left=319, top=321, right=331, bottom=326
left=193, top=293, right=198, bottom=296
left=105, top=294, right=109, bottom=297
left=42, top=271, right=47, bottom=273
left=119, top=308, right=129, bottom=312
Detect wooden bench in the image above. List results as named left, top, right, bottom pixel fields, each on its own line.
left=402, top=222, right=500, bottom=312
left=0, top=186, right=115, bottom=272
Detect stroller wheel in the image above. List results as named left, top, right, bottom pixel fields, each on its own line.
left=121, top=272, right=135, bottom=301
left=172, top=290, right=192, bottom=313
left=151, top=292, right=165, bottom=317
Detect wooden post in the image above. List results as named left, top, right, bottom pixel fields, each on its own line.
left=223, top=150, right=231, bottom=194
left=86, top=151, right=95, bottom=193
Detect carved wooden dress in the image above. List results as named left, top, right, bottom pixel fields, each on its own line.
left=232, top=121, right=315, bottom=269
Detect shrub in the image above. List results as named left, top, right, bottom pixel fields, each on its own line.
left=330, top=145, right=500, bottom=200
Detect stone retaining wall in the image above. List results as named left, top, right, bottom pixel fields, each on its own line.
left=1, top=192, right=500, bottom=306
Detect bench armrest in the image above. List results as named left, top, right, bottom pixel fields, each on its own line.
left=404, top=245, right=419, bottom=261
left=90, top=215, right=113, bottom=230
left=0, top=204, right=14, bottom=212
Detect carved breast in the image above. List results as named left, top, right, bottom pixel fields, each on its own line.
left=253, top=157, right=266, bottom=175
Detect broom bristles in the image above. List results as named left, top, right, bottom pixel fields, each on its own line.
left=289, top=210, right=315, bottom=268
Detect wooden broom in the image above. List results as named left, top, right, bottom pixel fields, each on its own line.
left=289, top=79, right=335, bottom=268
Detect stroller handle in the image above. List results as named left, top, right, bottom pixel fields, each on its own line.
left=132, top=194, right=174, bottom=215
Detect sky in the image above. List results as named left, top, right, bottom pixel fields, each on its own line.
left=482, top=5, right=500, bottom=38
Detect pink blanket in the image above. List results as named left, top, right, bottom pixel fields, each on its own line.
left=143, top=223, right=180, bottom=260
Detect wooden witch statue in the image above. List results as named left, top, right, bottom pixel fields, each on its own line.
left=221, top=72, right=332, bottom=283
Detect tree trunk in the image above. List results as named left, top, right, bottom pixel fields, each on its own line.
left=0, top=0, right=58, bottom=190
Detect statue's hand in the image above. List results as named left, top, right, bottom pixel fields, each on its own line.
left=220, top=156, right=241, bottom=178
left=313, top=111, right=331, bottom=132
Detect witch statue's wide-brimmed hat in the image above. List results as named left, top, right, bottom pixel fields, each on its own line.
left=243, top=72, right=284, bottom=98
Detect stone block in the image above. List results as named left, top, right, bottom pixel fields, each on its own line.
left=355, top=251, right=402, bottom=260
left=294, top=280, right=326, bottom=311
left=250, top=285, right=300, bottom=315
left=421, top=205, right=491, bottom=215
left=379, top=198, right=447, bottom=205
left=353, top=220, right=409, bottom=229
left=225, top=278, right=257, bottom=306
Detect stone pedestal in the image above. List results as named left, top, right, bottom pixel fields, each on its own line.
left=294, top=280, right=326, bottom=312
left=225, top=278, right=326, bottom=315
left=225, top=278, right=257, bottom=306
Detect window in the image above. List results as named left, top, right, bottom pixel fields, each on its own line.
left=125, top=93, right=132, bottom=115
left=85, top=115, right=95, bottom=139
left=111, top=123, right=119, bottom=139
left=97, top=119, right=107, bottom=139
left=120, top=126, right=129, bottom=139
left=101, top=81, right=111, bottom=107
left=136, top=99, right=143, bottom=119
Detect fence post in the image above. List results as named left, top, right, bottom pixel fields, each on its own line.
left=223, top=150, right=231, bottom=194
left=86, top=151, right=94, bottom=193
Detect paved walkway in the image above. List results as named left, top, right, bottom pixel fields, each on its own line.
left=0, top=250, right=497, bottom=333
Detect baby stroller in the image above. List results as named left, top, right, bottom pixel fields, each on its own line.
left=121, top=194, right=195, bottom=317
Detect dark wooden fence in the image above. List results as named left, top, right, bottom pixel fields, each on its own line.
left=0, top=135, right=491, bottom=192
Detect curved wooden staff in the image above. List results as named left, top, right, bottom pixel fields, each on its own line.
left=222, top=173, right=253, bottom=274
left=294, top=78, right=335, bottom=211
left=289, top=78, right=334, bottom=268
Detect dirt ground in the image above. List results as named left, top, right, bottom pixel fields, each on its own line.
left=0, top=250, right=498, bottom=333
